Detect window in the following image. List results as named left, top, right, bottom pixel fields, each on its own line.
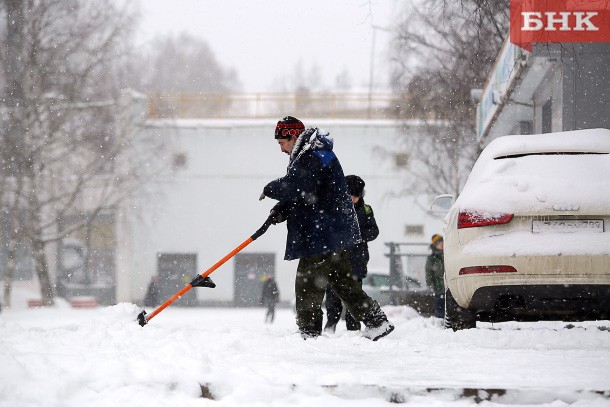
left=56, top=213, right=117, bottom=304
left=405, top=224, right=424, bottom=236
left=393, top=151, right=410, bottom=168
left=0, top=211, right=35, bottom=281
left=173, top=152, right=187, bottom=169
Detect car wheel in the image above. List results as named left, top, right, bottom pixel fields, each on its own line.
left=444, top=289, right=476, bottom=331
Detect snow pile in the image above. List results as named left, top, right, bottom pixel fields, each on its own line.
left=1, top=299, right=610, bottom=406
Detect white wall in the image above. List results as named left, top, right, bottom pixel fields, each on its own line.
left=122, top=119, right=445, bottom=304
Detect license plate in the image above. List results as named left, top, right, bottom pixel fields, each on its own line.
left=532, top=219, right=604, bottom=233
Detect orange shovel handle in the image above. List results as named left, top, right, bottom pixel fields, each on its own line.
left=144, top=237, right=254, bottom=323
left=140, top=218, right=273, bottom=325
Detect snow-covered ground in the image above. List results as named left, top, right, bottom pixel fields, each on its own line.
left=1, top=291, right=610, bottom=406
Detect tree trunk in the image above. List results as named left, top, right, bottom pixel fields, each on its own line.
left=1, top=0, right=142, bottom=309
left=2, top=0, right=25, bottom=308
left=2, top=233, right=17, bottom=308
left=33, top=238, right=54, bottom=306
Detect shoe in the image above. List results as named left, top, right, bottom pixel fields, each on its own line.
left=362, top=321, right=394, bottom=341
left=324, top=324, right=336, bottom=334
left=300, top=330, right=320, bottom=340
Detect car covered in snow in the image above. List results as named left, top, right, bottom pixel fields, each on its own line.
left=436, top=128, right=610, bottom=330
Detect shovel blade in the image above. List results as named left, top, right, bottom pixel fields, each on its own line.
left=137, top=310, right=148, bottom=327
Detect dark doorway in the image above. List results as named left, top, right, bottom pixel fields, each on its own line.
left=234, top=253, right=275, bottom=307
left=157, top=253, right=198, bottom=306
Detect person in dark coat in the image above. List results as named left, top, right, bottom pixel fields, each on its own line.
left=144, top=275, right=161, bottom=308
left=260, top=116, right=393, bottom=340
left=261, top=274, right=280, bottom=323
left=425, top=234, right=445, bottom=318
left=325, top=175, right=379, bottom=332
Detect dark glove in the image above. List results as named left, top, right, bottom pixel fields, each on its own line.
left=268, top=209, right=285, bottom=224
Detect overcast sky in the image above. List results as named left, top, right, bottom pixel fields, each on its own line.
left=137, top=0, right=400, bottom=93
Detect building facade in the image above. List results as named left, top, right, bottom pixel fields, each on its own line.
left=476, top=39, right=610, bottom=143
left=118, top=116, right=445, bottom=306
left=2, top=94, right=445, bottom=307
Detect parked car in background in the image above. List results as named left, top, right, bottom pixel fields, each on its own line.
left=363, top=270, right=432, bottom=314
left=436, top=128, right=610, bottom=330
left=362, top=271, right=394, bottom=306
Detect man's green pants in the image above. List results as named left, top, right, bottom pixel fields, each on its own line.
left=295, top=249, right=381, bottom=336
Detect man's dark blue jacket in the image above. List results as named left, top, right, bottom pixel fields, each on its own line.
left=263, top=128, right=361, bottom=260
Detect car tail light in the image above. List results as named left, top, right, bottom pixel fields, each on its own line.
left=457, top=211, right=514, bottom=229
left=459, top=265, right=518, bottom=275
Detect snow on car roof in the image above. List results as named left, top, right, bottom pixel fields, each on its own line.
left=484, top=128, right=610, bottom=158
left=456, top=128, right=610, bottom=213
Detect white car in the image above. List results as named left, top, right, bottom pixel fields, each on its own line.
left=437, top=128, right=610, bottom=330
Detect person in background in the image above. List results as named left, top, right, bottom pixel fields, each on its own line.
left=324, top=175, right=379, bottom=333
left=144, top=275, right=161, bottom=308
left=425, top=234, right=445, bottom=319
left=261, top=274, right=280, bottom=323
left=259, top=116, right=393, bottom=341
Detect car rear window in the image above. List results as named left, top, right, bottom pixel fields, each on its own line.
left=495, top=152, right=609, bottom=159
left=457, top=152, right=610, bottom=212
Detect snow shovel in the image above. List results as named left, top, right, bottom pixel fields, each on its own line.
left=137, top=218, right=274, bottom=326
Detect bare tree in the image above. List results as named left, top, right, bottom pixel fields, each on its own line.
left=131, top=32, right=239, bottom=119
left=334, top=66, right=353, bottom=92
left=0, top=0, right=147, bottom=306
left=134, top=32, right=239, bottom=94
left=389, top=0, right=509, bottom=196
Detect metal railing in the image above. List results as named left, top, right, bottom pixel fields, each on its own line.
left=146, top=92, right=405, bottom=120
left=385, top=241, right=430, bottom=289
